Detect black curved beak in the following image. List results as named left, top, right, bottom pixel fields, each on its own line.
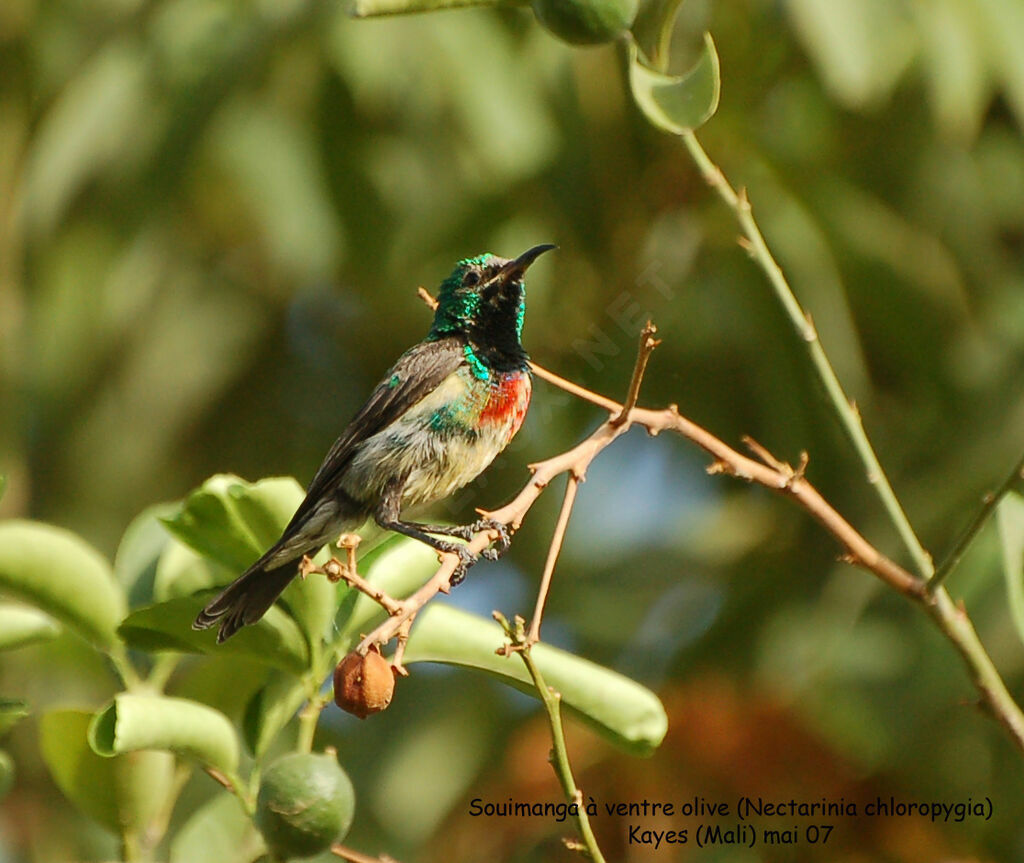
left=499, top=243, right=557, bottom=280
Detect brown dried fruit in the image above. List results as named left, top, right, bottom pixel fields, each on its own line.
left=333, top=647, right=395, bottom=718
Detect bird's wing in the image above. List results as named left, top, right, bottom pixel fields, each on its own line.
left=285, top=336, right=467, bottom=529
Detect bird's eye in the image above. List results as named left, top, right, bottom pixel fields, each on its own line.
left=463, top=270, right=480, bottom=287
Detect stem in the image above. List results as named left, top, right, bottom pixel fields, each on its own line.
left=109, top=644, right=142, bottom=690
left=926, top=587, right=1024, bottom=747
left=929, top=450, right=1024, bottom=591
left=297, top=695, right=325, bottom=753
left=529, top=476, right=579, bottom=644
left=146, top=762, right=193, bottom=852
left=145, top=653, right=180, bottom=693
left=205, top=766, right=256, bottom=814
left=680, top=130, right=934, bottom=580
left=521, top=651, right=605, bottom=861
left=498, top=615, right=606, bottom=862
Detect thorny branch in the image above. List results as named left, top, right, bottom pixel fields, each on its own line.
left=527, top=365, right=1024, bottom=752
left=335, top=291, right=1024, bottom=755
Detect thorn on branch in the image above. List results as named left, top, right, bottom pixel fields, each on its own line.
left=611, top=321, right=660, bottom=428
left=203, top=767, right=233, bottom=791
left=417, top=287, right=438, bottom=311
left=802, top=313, right=818, bottom=343
left=741, top=435, right=787, bottom=473
left=794, top=451, right=810, bottom=482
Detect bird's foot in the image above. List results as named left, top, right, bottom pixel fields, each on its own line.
left=471, top=517, right=512, bottom=561
left=435, top=540, right=477, bottom=586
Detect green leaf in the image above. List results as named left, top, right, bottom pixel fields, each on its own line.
left=225, top=477, right=306, bottom=551
left=0, top=605, right=61, bottom=650
left=997, top=492, right=1024, bottom=645
left=90, top=694, right=240, bottom=775
left=170, top=792, right=266, bottom=863
left=630, top=0, right=685, bottom=70
left=41, top=709, right=175, bottom=832
left=628, top=32, right=720, bottom=135
left=0, top=520, right=126, bottom=649
left=154, top=540, right=231, bottom=602
left=114, top=502, right=179, bottom=608
left=162, top=474, right=275, bottom=572
left=0, top=698, right=30, bottom=737
left=280, top=565, right=336, bottom=656
left=350, top=0, right=523, bottom=19
left=243, top=671, right=310, bottom=757
left=118, top=594, right=310, bottom=675
left=162, top=475, right=334, bottom=648
left=0, top=475, right=6, bottom=503
left=403, top=606, right=667, bottom=754
left=0, top=750, right=13, bottom=800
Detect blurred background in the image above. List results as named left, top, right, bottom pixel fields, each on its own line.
left=3, top=0, right=1024, bottom=859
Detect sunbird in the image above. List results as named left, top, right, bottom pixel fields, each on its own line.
left=194, top=244, right=555, bottom=642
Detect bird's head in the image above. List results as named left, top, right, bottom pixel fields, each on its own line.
left=429, top=244, right=555, bottom=370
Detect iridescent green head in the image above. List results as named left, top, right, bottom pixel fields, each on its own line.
left=429, top=244, right=555, bottom=372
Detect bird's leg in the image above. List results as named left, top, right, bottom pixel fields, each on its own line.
left=375, top=478, right=477, bottom=584
left=400, top=518, right=512, bottom=561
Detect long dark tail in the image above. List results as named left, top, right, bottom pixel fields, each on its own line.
left=193, top=553, right=301, bottom=643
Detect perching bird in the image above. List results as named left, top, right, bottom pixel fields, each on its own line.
left=194, top=244, right=554, bottom=642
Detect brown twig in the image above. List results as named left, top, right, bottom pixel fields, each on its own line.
left=331, top=843, right=401, bottom=863
left=528, top=475, right=580, bottom=644
left=203, top=766, right=233, bottom=791
left=303, top=536, right=407, bottom=618
left=611, top=321, right=660, bottom=427
left=532, top=375, right=1024, bottom=752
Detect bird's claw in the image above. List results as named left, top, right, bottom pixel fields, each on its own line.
left=436, top=541, right=477, bottom=586
left=471, top=517, right=512, bottom=559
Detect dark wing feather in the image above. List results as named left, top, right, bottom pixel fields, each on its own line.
left=283, top=336, right=466, bottom=530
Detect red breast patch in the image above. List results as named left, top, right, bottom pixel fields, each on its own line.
left=480, top=373, right=532, bottom=443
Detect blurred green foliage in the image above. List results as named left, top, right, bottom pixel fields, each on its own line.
left=2, top=0, right=1024, bottom=860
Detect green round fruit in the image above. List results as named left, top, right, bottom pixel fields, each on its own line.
left=255, top=752, right=355, bottom=859
left=531, top=0, right=637, bottom=45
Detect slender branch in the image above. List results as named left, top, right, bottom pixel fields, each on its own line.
left=611, top=321, right=660, bottom=427
left=680, top=130, right=935, bottom=581
left=331, top=843, right=401, bottom=863
left=304, top=538, right=408, bottom=618
left=496, top=614, right=606, bottom=863
left=204, top=767, right=254, bottom=814
left=929, top=450, right=1024, bottom=591
left=529, top=476, right=579, bottom=644
left=533, top=369, right=1024, bottom=753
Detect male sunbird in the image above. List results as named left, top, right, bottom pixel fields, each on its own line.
left=194, top=244, right=554, bottom=642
